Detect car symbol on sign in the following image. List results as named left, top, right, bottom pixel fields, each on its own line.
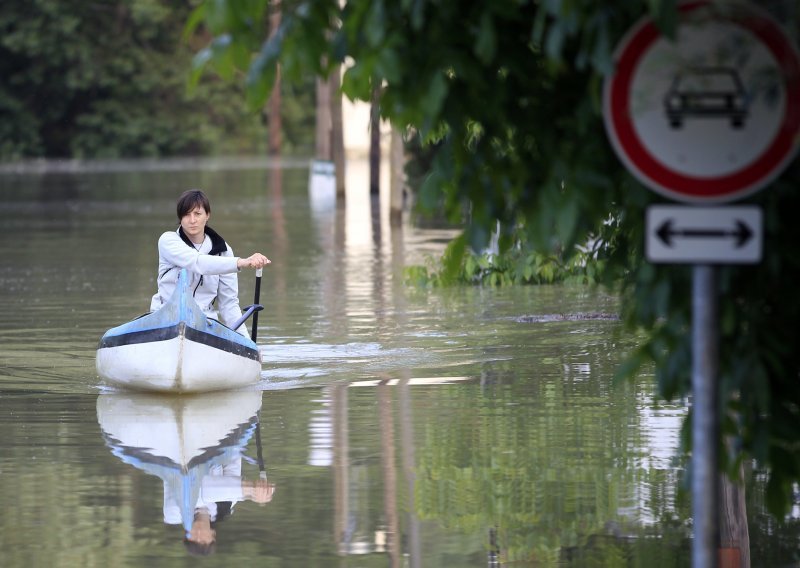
left=663, top=67, right=749, bottom=129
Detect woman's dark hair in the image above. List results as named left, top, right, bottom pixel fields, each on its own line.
left=176, top=189, right=211, bottom=219
left=183, top=539, right=216, bottom=557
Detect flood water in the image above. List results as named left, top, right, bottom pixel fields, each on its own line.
left=0, top=158, right=795, bottom=566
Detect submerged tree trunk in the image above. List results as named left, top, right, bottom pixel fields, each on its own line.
left=718, top=464, right=750, bottom=567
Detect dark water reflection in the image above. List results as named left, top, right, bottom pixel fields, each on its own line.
left=0, top=159, right=794, bottom=566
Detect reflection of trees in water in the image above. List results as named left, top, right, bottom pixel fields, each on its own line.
left=746, top=469, right=800, bottom=565
left=38, top=173, right=80, bottom=202
left=411, top=342, right=690, bottom=563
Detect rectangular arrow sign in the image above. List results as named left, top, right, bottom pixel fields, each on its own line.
left=646, top=205, right=762, bottom=264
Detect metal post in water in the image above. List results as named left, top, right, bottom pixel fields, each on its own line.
left=692, top=264, right=719, bottom=567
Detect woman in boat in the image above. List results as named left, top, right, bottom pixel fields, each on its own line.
left=150, top=189, right=270, bottom=335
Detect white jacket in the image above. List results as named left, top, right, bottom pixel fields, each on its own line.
left=150, top=227, right=246, bottom=334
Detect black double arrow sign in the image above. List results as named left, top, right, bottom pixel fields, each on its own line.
left=656, top=219, right=753, bottom=248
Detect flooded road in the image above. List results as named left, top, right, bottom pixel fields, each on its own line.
left=0, top=159, right=790, bottom=566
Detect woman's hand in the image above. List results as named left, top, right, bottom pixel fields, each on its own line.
left=242, top=479, right=276, bottom=504
left=237, top=253, right=271, bottom=269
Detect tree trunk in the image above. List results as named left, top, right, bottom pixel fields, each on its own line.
left=267, top=3, right=282, bottom=156
left=718, top=465, right=750, bottom=567
left=369, top=87, right=381, bottom=196
left=330, top=65, right=346, bottom=199
left=389, top=127, right=405, bottom=226
left=315, top=77, right=332, bottom=160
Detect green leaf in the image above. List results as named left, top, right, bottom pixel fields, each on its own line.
left=614, top=346, right=648, bottom=384
left=183, top=4, right=207, bottom=42
left=409, top=0, right=425, bottom=31
left=556, top=195, right=578, bottom=247
left=649, top=0, right=679, bottom=39
left=365, top=0, right=387, bottom=47
left=205, top=0, right=235, bottom=34
left=210, top=34, right=236, bottom=81
left=590, top=18, right=612, bottom=75
left=375, top=39, right=402, bottom=84
left=475, top=12, right=496, bottom=64
left=544, top=21, right=565, bottom=60
left=246, top=33, right=280, bottom=110
left=420, top=72, right=448, bottom=129
left=188, top=47, right=214, bottom=90
left=443, top=234, right=467, bottom=284
left=341, top=61, right=373, bottom=101
left=531, top=7, right=547, bottom=47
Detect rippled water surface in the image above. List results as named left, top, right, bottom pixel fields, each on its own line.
left=0, top=159, right=792, bottom=566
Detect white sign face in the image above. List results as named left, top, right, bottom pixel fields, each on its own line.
left=646, top=205, right=762, bottom=264
left=634, top=24, right=783, bottom=178
left=604, top=2, right=800, bottom=203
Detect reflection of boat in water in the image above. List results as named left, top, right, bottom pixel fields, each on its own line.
left=96, top=268, right=262, bottom=393
left=96, top=390, right=265, bottom=534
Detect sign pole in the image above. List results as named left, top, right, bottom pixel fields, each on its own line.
left=692, top=264, right=720, bottom=568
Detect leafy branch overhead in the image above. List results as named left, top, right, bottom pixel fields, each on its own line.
left=190, top=0, right=800, bottom=516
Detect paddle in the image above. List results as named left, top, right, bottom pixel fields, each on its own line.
left=254, top=412, right=267, bottom=479
left=251, top=269, right=267, bottom=480
left=251, top=268, right=263, bottom=342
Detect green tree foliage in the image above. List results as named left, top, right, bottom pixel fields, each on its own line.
left=404, top=228, right=605, bottom=287
left=190, top=0, right=800, bottom=515
left=0, top=0, right=314, bottom=160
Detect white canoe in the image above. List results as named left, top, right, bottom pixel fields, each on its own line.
left=96, top=268, right=262, bottom=393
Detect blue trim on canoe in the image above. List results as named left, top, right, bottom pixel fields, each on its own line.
left=98, top=268, right=261, bottom=362
left=184, top=326, right=260, bottom=361
left=102, top=417, right=258, bottom=471
left=98, top=322, right=260, bottom=361
left=99, top=323, right=181, bottom=347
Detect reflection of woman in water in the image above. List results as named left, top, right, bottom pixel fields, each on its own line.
left=167, top=437, right=275, bottom=555
left=96, top=391, right=275, bottom=555
left=183, top=483, right=275, bottom=555
left=105, top=414, right=275, bottom=552
left=185, top=507, right=220, bottom=556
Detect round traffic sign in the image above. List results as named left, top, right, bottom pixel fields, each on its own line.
left=603, top=1, right=800, bottom=203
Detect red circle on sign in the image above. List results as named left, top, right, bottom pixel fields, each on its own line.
left=604, top=1, right=800, bottom=202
